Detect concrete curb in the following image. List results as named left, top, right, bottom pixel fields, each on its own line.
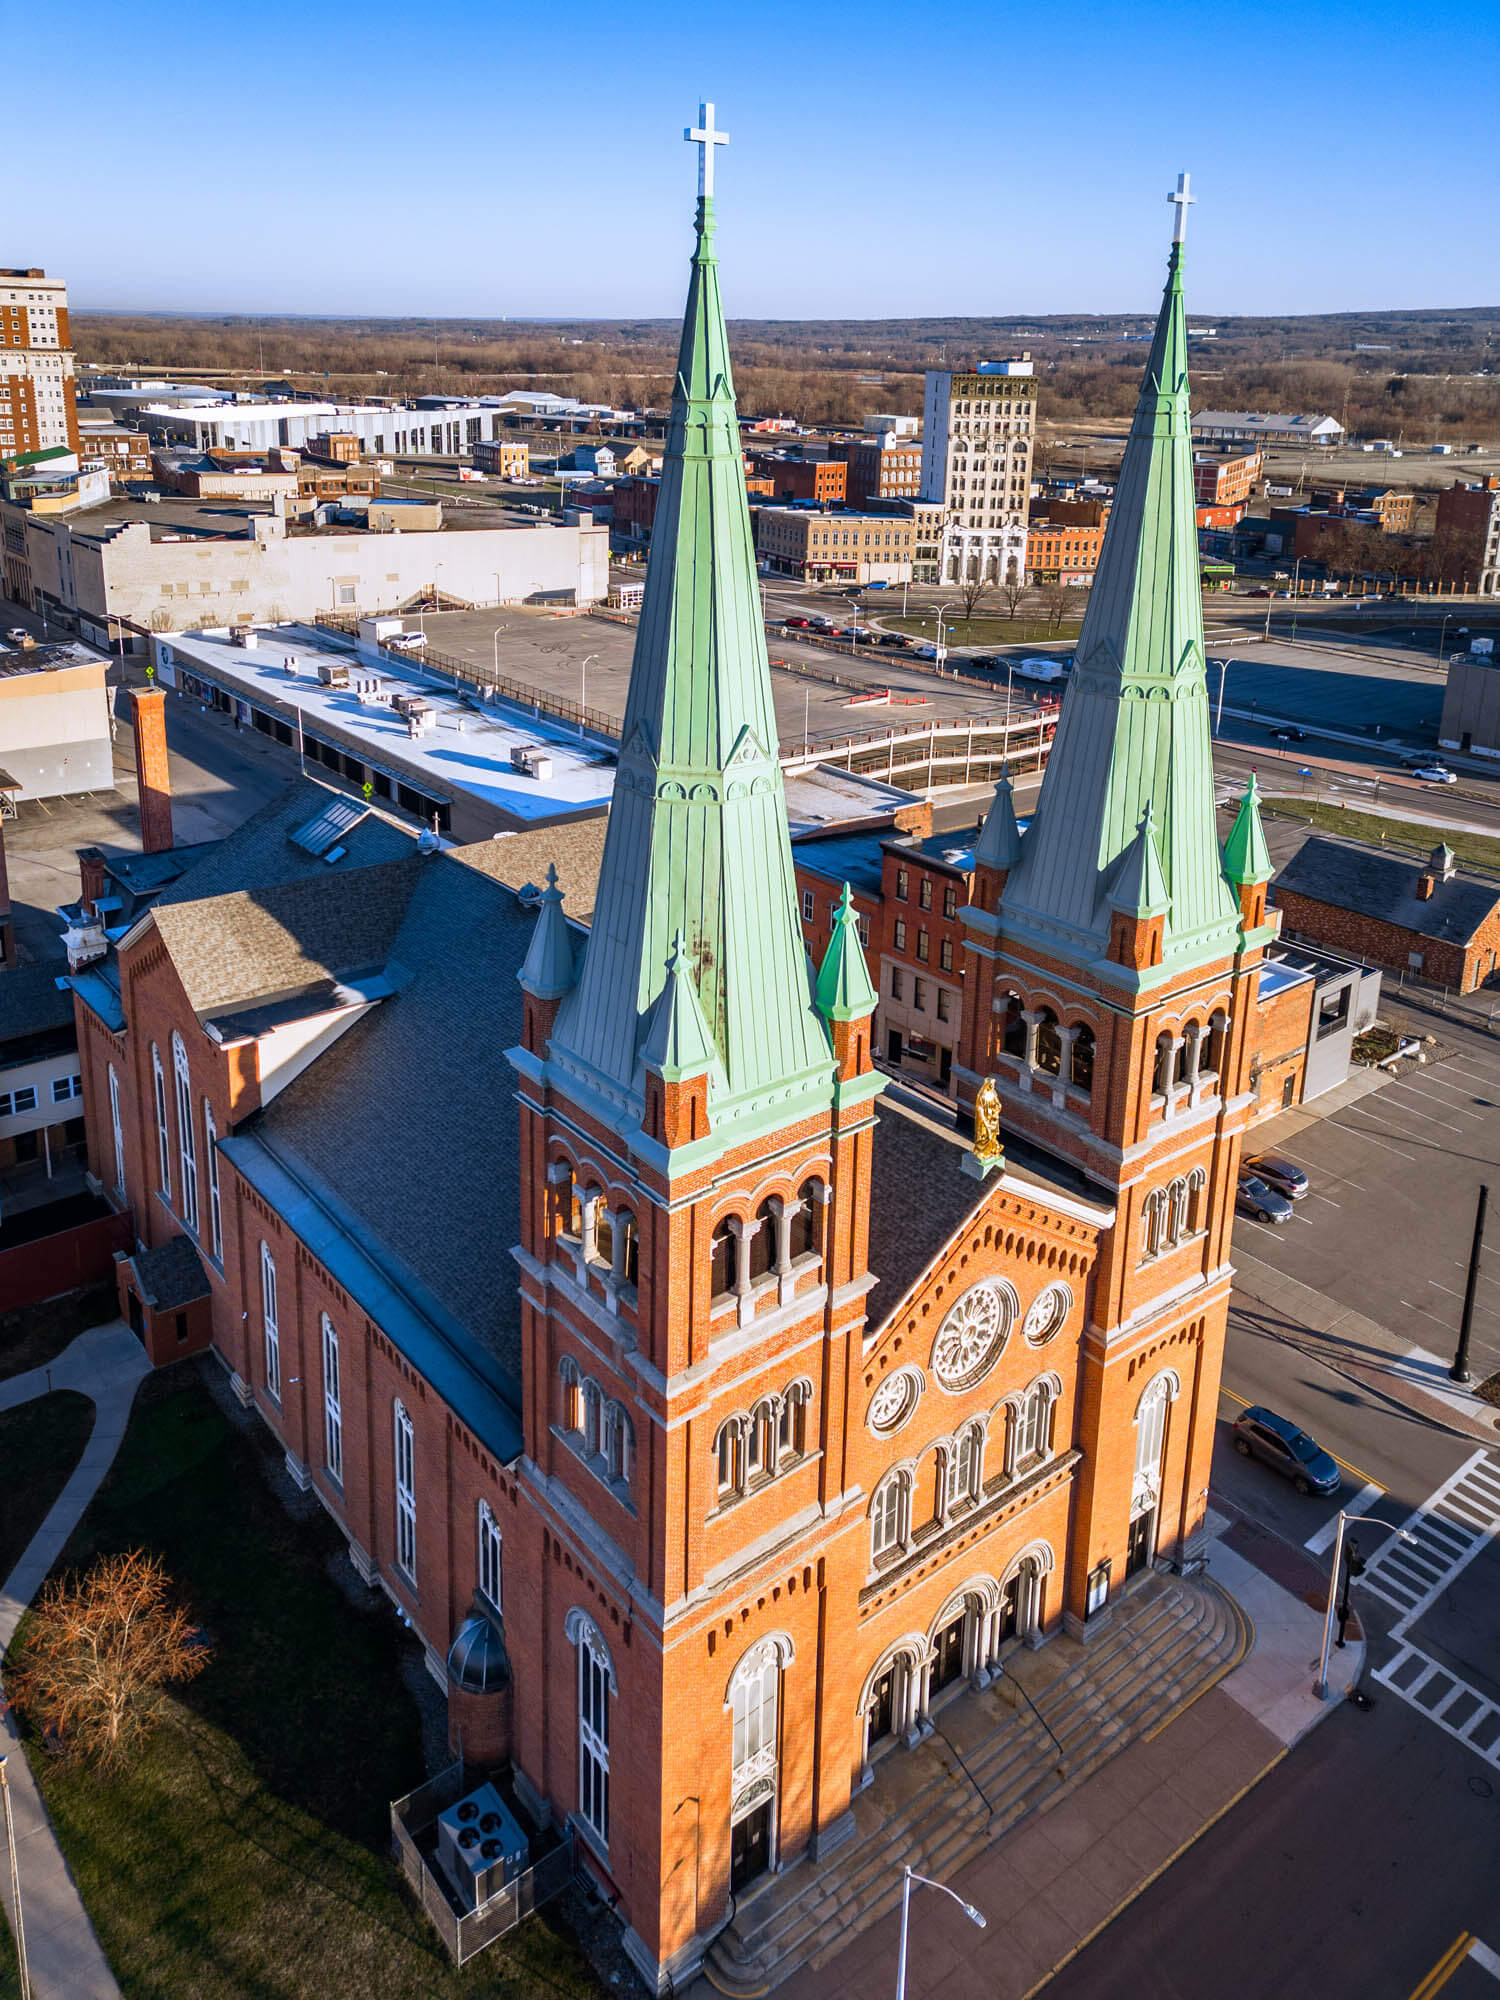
left=0, top=1320, right=149, bottom=2000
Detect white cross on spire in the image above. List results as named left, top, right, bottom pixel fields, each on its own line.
left=685, top=101, right=729, bottom=199
left=1168, top=170, right=1195, bottom=245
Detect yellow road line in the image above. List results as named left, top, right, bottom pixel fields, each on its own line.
left=1217, top=1385, right=1383, bottom=1491
left=1410, top=1932, right=1473, bottom=2000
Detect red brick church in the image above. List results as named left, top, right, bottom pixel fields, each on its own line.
left=67, top=134, right=1280, bottom=1992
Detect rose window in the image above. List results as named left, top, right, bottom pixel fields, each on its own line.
left=1022, top=1283, right=1071, bottom=1347
left=931, top=1280, right=1013, bottom=1389
left=867, top=1369, right=920, bottom=1436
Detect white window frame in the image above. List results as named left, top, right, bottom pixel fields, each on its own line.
left=872, top=1470, right=908, bottom=1560
left=569, top=1611, right=614, bottom=1849
left=204, top=1100, right=222, bottom=1261
left=321, top=1313, right=342, bottom=1484
left=150, top=1042, right=171, bottom=1198
left=260, top=1241, right=280, bottom=1399
left=394, top=1400, right=417, bottom=1580
left=478, top=1498, right=503, bottom=1612
left=107, top=1062, right=125, bottom=1195
left=172, top=1032, right=198, bottom=1233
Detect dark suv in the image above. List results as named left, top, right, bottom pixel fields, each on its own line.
left=1231, top=1407, right=1340, bottom=1496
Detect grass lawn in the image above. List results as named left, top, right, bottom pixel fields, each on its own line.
left=0, top=1391, right=95, bottom=1585
left=0, top=1908, right=18, bottom=2000
left=884, top=614, right=1083, bottom=648
left=1260, top=796, right=1500, bottom=873
left=8, top=1369, right=608, bottom=2000
left=0, top=1283, right=120, bottom=1384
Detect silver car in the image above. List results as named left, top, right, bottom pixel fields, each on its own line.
left=1236, top=1175, right=1295, bottom=1225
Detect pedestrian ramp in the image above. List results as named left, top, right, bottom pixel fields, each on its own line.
left=1371, top=1644, right=1500, bottom=1770
left=1357, top=1451, right=1500, bottom=1628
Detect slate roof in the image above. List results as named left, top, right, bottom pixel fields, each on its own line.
left=865, top=1095, right=986, bottom=1326
left=1272, top=836, right=1500, bottom=947
left=152, top=779, right=417, bottom=909
left=130, top=1235, right=210, bottom=1310
left=243, top=842, right=540, bottom=1401
left=0, top=964, right=76, bottom=1048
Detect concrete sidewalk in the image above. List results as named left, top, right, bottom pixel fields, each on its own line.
left=776, top=1518, right=1357, bottom=2000
left=0, top=1319, right=149, bottom=2000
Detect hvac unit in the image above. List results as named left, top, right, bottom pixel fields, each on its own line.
left=434, top=1782, right=528, bottom=1911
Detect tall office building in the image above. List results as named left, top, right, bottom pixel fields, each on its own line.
left=919, top=357, right=1036, bottom=588
left=0, top=269, right=80, bottom=458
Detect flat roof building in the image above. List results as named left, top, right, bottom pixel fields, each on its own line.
left=0, top=638, right=113, bottom=801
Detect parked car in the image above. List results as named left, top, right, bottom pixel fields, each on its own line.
left=1398, top=752, right=1440, bottom=770
left=783, top=616, right=811, bottom=628
left=1412, top=765, right=1458, bottom=785
left=1269, top=725, right=1308, bottom=743
left=1017, top=656, right=1066, bottom=683
left=5, top=626, right=29, bottom=642
left=1244, top=1154, right=1308, bottom=1200
left=1235, top=1175, right=1295, bottom=1225
left=1232, top=1407, right=1341, bottom=1496
left=387, top=631, right=427, bottom=652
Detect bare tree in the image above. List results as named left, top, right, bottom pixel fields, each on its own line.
left=1041, top=579, right=1077, bottom=633
left=1000, top=577, right=1027, bottom=621
left=5, top=1551, right=209, bottom=1770
left=959, top=577, right=991, bottom=626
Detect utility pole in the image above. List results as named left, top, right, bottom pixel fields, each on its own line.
left=1, top=1755, right=32, bottom=2000
left=1452, top=1182, right=1488, bottom=1385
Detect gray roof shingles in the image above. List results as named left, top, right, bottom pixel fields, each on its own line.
left=1273, top=836, right=1500, bottom=947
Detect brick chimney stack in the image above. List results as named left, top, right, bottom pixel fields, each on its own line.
left=132, top=687, right=173, bottom=854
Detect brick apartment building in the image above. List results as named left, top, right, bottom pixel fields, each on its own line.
left=74, top=419, right=153, bottom=485
left=0, top=268, right=79, bottom=460
left=611, top=474, right=661, bottom=546
left=71, top=171, right=1326, bottom=1994
left=754, top=506, right=914, bottom=583
left=1192, top=449, right=1262, bottom=509
left=471, top=438, right=531, bottom=479
left=1434, top=478, right=1500, bottom=595
left=1026, top=500, right=1109, bottom=585
left=1273, top=836, right=1500, bottom=993
left=829, top=436, right=923, bottom=507
left=745, top=452, right=846, bottom=505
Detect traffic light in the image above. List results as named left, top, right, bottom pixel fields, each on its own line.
left=1346, top=1540, right=1366, bottom=1579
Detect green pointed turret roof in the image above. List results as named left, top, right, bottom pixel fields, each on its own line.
left=999, top=183, right=1240, bottom=976
left=640, top=931, right=727, bottom=1085
left=1222, top=774, right=1273, bottom=887
left=1109, top=805, right=1171, bottom=917
left=815, top=884, right=878, bottom=1023
left=972, top=770, right=1023, bottom=874
left=517, top=864, right=578, bottom=998
left=549, top=146, right=833, bottom=1137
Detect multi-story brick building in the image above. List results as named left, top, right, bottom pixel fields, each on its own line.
left=1026, top=514, right=1108, bottom=586
left=1192, top=449, right=1262, bottom=509
left=1434, top=477, right=1500, bottom=595
left=919, top=359, right=1036, bottom=587
left=471, top=438, right=532, bottom=479
left=745, top=452, right=846, bottom=505
left=829, top=435, right=923, bottom=507
left=754, top=506, right=913, bottom=584
left=69, top=156, right=1294, bottom=1994
left=74, top=418, right=153, bottom=486
left=0, top=269, right=79, bottom=460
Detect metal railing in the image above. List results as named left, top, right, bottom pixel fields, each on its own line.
left=390, top=1761, right=575, bottom=1967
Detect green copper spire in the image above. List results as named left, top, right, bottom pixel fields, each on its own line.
left=517, top=864, right=578, bottom=999
left=1000, top=174, right=1240, bottom=976
left=640, top=931, right=727, bottom=1085
left=972, top=769, right=1023, bottom=874
left=1221, top=773, right=1273, bottom=886
left=550, top=117, right=833, bottom=1136
left=815, top=884, right=878, bottom=1023
left=1109, top=805, right=1171, bottom=917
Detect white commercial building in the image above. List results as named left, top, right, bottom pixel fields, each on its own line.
left=0, top=640, right=112, bottom=800
left=919, top=359, right=1036, bottom=587
left=1190, top=410, right=1345, bottom=449
left=4, top=496, right=609, bottom=634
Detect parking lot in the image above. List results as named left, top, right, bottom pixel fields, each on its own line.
left=414, top=606, right=1019, bottom=753
left=1233, top=1020, right=1500, bottom=1395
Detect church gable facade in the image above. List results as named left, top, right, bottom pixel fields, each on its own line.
left=69, top=140, right=1278, bottom=1995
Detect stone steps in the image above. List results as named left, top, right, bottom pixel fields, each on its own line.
left=702, top=1574, right=1242, bottom=1997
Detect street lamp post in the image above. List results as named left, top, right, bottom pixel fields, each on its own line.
left=936, top=598, right=957, bottom=675
left=1452, top=1182, right=1488, bottom=1385
left=1316, top=1512, right=1414, bottom=1699
left=1437, top=613, right=1453, bottom=666
left=1288, top=556, right=1305, bottom=644
left=578, top=653, right=598, bottom=736
left=895, top=1866, right=985, bottom=2000
left=491, top=624, right=508, bottom=691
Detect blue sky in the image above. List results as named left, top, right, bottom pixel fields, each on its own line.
left=15, top=0, right=1498, bottom=319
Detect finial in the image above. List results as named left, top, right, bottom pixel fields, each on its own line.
left=667, top=926, right=692, bottom=973
left=835, top=883, right=855, bottom=923
left=545, top=861, right=560, bottom=891
left=1168, top=171, right=1194, bottom=246
left=685, top=101, right=729, bottom=200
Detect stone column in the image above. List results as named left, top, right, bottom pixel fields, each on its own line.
left=1021, top=1007, right=1042, bottom=1072
left=732, top=1218, right=761, bottom=1328
left=1053, top=1024, right=1079, bottom=1105
left=1165, top=1034, right=1186, bottom=1114
left=1184, top=1022, right=1205, bottom=1105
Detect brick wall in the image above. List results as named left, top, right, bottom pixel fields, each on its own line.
left=1274, top=887, right=1500, bottom=993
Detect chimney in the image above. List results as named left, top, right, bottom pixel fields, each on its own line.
left=77, top=846, right=109, bottom=916
left=1416, top=871, right=1436, bottom=901
left=132, top=687, right=174, bottom=853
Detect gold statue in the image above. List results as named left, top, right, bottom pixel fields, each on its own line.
left=973, top=1077, right=1003, bottom=1164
